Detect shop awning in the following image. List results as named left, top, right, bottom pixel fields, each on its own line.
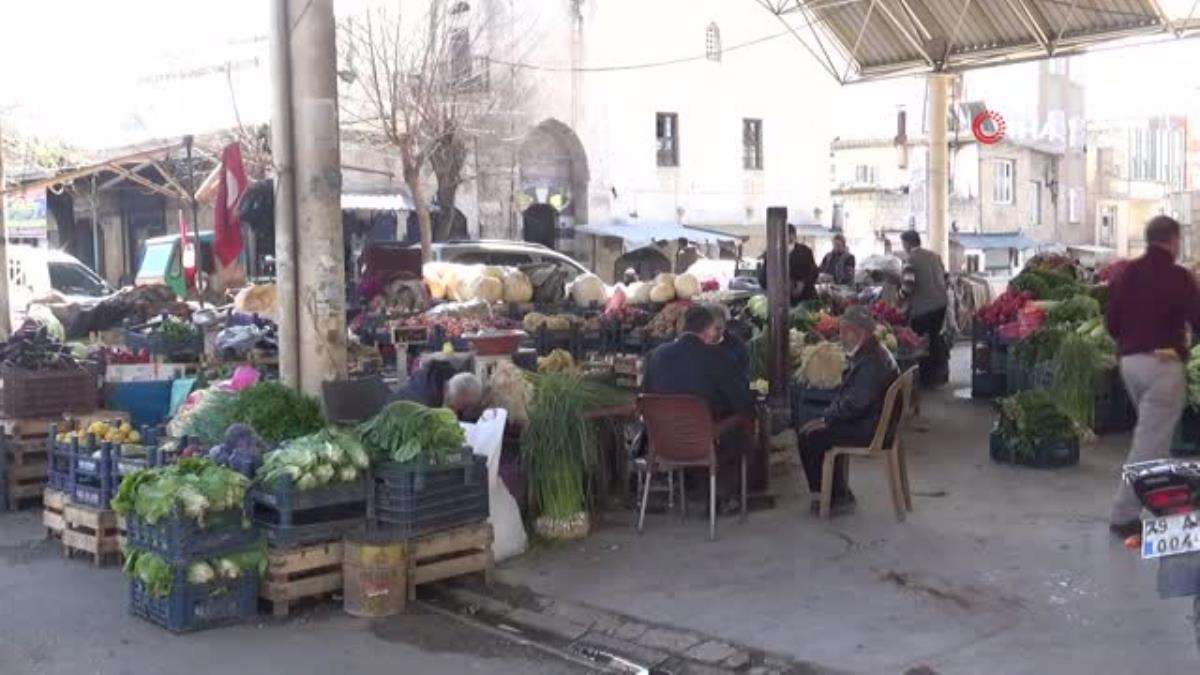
left=951, top=232, right=1037, bottom=250
left=755, top=0, right=1200, bottom=83
left=573, top=220, right=744, bottom=251
left=341, top=192, right=415, bottom=211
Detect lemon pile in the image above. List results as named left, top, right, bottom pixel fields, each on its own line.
left=57, top=420, right=141, bottom=445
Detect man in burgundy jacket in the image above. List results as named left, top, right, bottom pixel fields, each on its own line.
left=1105, top=216, right=1200, bottom=536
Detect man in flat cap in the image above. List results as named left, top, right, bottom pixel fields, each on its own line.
left=795, top=305, right=899, bottom=516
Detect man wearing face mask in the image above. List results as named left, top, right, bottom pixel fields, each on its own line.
left=795, top=306, right=898, bottom=516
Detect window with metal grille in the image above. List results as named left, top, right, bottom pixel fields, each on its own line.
left=853, top=164, right=877, bottom=184
left=656, top=113, right=679, bottom=167
left=705, top=23, right=722, bottom=62
left=743, top=119, right=762, bottom=170
left=992, top=159, right=1014, bottom=204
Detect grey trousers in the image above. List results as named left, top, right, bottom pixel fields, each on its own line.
left=1111, top=353, right=1186, bottom=524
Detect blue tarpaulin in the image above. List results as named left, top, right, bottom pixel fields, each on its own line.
left=951, top=232, right=1037, bottom=250
left=573, top=220, right=743, bottom=251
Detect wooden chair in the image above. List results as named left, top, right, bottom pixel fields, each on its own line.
left=635, top=394, right=750, bottom=541
left=818, top=366, right=917, bottom=521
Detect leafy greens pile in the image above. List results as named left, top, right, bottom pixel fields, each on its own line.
left=123, top=540, right=267, bottom=598
left=358, top=401, right=466, bottom=465
left=112, top=458, right=249, bottom=527
left=177, top=383, right=325, bottom=448
left=257, top=428, right=370, bottom=490
left=1011, top=267, right=1085, bottom=301
left=997, top=390, right=1080, bottom=461
left=1187, top=345, right=1200, bottom=409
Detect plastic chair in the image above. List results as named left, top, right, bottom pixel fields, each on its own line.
left=818, top=366, right=917, bottom=521
left=635, top=394, right=750, bottom=541
left=321, top=375, right=391, bottom=425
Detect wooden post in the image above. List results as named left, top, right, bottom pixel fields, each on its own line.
left=765, top=207, right=789, bottom=413
left=0, top=119, right=12, bottom=337
left=271, top=0, right=300, bottom=388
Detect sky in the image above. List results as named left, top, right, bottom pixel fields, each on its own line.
left=1, top=0, right=1198, bottom=151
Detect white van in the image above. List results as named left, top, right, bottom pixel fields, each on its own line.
left=6, top=245, right=113, bottom=327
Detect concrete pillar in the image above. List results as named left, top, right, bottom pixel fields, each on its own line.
left=927, top=73, right=953, bottom=260
left=0, top=120, right=11, bottom=337
left=765, top=207, right=789, bottom=413
left=271, top=0, right=300, bottom=387
left=283, top=0, right=348, bottom=395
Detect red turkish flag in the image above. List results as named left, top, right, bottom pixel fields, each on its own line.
left=214, top=143, right=247, bottom=267
left=179, top=210, right=196, bottom=288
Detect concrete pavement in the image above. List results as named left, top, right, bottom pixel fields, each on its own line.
left=498, top=347, right=1199, bottom=673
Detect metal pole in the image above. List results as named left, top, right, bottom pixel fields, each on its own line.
left=271, top=0, right=300, bottom=387
left=90, top=176, right=101, bottom=275
left=0, top=119, right=11, bottom=337
left=184, top=135, right=203, bottom=289
left=288, top=0, right=347, bottom=395
left=927, top=73, right=952, bottom=259
left=765, top=206, right=789, bottom=413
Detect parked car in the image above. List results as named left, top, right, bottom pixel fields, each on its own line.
left=6, top=245, right=114, bottom=328
left=426, top=240, right=588, bottom=280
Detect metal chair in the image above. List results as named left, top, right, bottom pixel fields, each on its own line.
left=635, top=394, right=750, bottom=540
left=818, top=366, right=917, bottom=521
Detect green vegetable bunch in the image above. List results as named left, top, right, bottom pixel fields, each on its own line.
left=179, top=390, right=241, bottom=447
left=358, top=400, right=466, bottom=465
left=124, top=540, right=267, bottom=598
left=997, top=390, right=1080, bottom=461
left=522, top=373, right=597, bottom=520
left=112, top=457, right=249, bottom=527
left=230, top=383, right=325, bottom=446
left=1011, top=267, right=1085, bottom=301
left=257, top=428, right=370, bottom=490
left=1187, top=345, right=1200, bottom=408
left=1046, top=294, right=1100, bottom=326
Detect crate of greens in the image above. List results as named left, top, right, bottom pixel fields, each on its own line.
left=0, top=324, right=97, bottom=418
left=124, top=542, right=264, bottom=633
left=251, top=428, right=371, bottom=548
left=358, top=401, right=488, bottom=538
left=990, top=390, right=1081, bottom=468
left=114, top=458, right=257, bottom=563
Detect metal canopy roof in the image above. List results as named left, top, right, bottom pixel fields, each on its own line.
left=755, top=0, right=1200, bottom=83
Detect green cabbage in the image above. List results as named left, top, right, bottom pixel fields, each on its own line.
left=113, top=458, right=248, bottom=526
left=187, top=561, right=215, bottom=584
left=216, top=558, right=241, bottom=579
left=312, top=463, right=335, bottom=485
left=338, top=466, right=358, bottom=482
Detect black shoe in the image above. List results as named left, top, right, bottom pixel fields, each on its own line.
left=1110, top=520, right=1141, bottom=538
left=828, top=495, right=857, bottom=517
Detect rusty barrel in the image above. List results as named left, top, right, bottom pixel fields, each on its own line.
left=343, top=536, right=406, bottom=618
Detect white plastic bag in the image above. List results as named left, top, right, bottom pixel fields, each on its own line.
left=461, top=408, right=527, bottom=562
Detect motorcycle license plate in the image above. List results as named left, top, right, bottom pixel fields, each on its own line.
left=1142, top=511, right=1200, bottom=559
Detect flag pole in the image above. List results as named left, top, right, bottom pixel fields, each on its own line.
left=184, top=135, right=203, bottom=291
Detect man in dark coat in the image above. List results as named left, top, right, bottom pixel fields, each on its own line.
left=819, top=234, right=856, bottom=285
left=643, top=305, right=756, bottom=500
left=757, top=224, right=819, bottom=303
left=796, top=306, right=899, bottom=515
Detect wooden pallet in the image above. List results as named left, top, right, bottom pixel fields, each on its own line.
left=260, top=541, right=344, bottom=617
left=407, top=522, right=494, bottom=601
left=42, top=488, right=67, bottom=539
left=61, top=502, right=122, bottom=566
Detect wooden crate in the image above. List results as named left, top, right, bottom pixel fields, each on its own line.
left=43, top=487, right=67, bottom=539
left=407, top=522, right=494, bottom=601
left=61, top=502, right=122, bottom=566
left=261, top=541, right=344, bottom=617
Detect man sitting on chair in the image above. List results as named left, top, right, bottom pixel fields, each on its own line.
left=796, top=306, right=898, bottom=516
left=642, top=305, right=755, bottom=506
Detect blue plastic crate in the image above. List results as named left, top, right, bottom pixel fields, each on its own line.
left=105, top=381, right=174, bottom=428
left=124, top=509, right=258, bottom=564
left=251, top=477, right=367, bottom=514
left=367, top=455, right=489, bottom=539
left=988, top=428, right=1079, bottom=468
left=250, top=478, right=367, bottom=549
left=128, top=568, right=258, bottom=633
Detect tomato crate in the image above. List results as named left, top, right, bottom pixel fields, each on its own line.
left=124, top=508, right=258, bottom=564
left=128, top=568, right=258, bottom=633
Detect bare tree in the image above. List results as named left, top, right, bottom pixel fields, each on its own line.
left=339, top=0, right=533, bottom=260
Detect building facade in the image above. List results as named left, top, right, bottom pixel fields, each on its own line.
left=1086, top=116, right=1189, bottom=257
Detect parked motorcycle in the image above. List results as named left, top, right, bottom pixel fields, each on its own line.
left=1123, top=459, right=1200, bottom=648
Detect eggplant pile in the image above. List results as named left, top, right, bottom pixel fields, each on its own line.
left=0, top=324, right=81, bottom=370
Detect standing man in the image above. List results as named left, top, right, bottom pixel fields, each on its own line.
left=674, top=237, right=701, bottom=274
left=1105, top=216, right=1200, bottom=537
left=819, top=234, right=857, bottom=285
left=899, top=230, right=948, bottom=386
left=757, top=224, right=819, bottom=303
